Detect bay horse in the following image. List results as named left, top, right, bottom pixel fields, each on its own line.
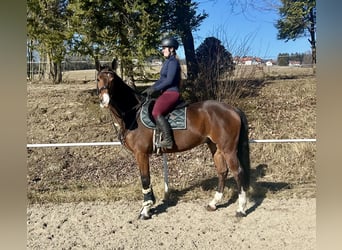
left=95, top=60, right=251, bottom=219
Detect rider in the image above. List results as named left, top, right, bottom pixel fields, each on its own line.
left=143, top=37, right=181, bottom=149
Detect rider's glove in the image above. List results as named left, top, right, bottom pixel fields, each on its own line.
left=142, top=86, right=156, bottom=96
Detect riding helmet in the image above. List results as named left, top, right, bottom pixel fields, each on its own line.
left=161, top=37, right=179, bottom=50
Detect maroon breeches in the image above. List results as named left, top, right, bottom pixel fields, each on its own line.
left=152, top=91, right=180, bottom=119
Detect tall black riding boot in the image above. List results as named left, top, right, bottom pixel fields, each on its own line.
left=155, top=115, right=173, bottom=149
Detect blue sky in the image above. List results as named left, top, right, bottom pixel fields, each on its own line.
left=177, top=0, right=312, bottom=60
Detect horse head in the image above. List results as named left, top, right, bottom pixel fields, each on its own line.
left=96, top=68, right=115, bottom=108
left=95, top=58, right=140, bottom=115
left=96, top=59, right=118, bottom=108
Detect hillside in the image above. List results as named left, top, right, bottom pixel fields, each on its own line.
left=27, top=68, right=316, bottom=203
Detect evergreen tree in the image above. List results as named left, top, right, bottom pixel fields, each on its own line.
left=27, top=0, right=71, bottom=83
left=277, top=53, right=289, bottom=66
left=67, top=0, right=163, bottom=80
left=196, top=37, right=234, bottom=80
left=276, top=0, right=316, bottom=66
left=27, top=0, right=208, bottom=83
left=195, top=37, right=234, bottom=100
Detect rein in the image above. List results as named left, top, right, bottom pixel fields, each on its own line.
left=107, top=106, right=125, bottom=144
left=107, top=98, right=145, bottom=146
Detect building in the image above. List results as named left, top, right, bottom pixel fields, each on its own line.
left=233, top=56, right=263, bottom=65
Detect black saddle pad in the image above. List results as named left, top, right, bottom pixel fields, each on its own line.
left=140, top=100, right=187, bottom=129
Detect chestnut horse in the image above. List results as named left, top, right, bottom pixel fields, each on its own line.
left=96, top=61, right=251, bottom=219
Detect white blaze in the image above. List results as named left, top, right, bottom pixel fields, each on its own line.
left=100, top=93, right=110, bottom=108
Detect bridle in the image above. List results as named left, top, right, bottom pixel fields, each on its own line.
left=96, top=69, right=115, bottom=95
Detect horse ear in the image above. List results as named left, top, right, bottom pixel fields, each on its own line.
left=111, top=58, right=117, bottom=72
left=95, top=58, right=101, bottom=72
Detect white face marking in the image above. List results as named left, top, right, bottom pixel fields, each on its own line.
left=100, top=93, right=110, bottom=108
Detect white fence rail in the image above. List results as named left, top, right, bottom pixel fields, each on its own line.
left=249, top=139, right=316, bottom=143
left=27, top=142, right=121, bottom=148
left=27, top=139, right=316, bottom=148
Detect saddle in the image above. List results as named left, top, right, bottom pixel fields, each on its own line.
left=140, top=99, right=188, bottom=153
left=140, top=99, right=188, bottom=130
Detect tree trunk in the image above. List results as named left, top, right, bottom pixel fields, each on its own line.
left=56, top=62, right=62, bottom=83
left=51, top=61, right=62, bottom=84
left=181, top=31, right=199, bottom=81
left=27, top=40, right=33, bottom=80
left=309, top=7, right=316, bottom=73
left=44, top=53, right=51, bottom=81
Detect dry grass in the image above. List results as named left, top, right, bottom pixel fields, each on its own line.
left=239, top=75, right=316, bottom=199
left=27, top=67, right=316, bottom=204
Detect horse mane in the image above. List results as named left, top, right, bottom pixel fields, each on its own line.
left=111, top=72, right=139, bottom=105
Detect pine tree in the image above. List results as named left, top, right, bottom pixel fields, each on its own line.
left=277, top=53, right=290, bottom=66
left=67, top=0, right=163, bottom=80
left=276, top=0, right=316, bottom=67
left=27, top=0, right=71, bottom=83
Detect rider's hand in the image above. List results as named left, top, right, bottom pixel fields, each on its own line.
left=142, top=86, right=156, bottom=96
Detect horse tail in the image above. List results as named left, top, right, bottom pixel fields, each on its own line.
left=236, top=108, right=251, bottom=189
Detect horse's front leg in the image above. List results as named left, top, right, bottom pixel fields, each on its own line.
left=135, top=152, right=156, bottom=220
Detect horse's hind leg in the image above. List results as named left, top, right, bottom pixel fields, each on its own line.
left=206, top=144, right=228, bottom=211
left=224, top=152, right=248, bottom=217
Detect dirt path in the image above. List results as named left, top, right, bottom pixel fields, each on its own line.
left=27, top=197, right=315, bottom=249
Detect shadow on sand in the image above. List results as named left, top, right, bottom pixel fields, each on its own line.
left=151, top=164, right=291, bottom=217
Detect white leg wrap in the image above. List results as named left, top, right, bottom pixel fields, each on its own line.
left=140, top=186, right=154, bottom=218
left=140, top=204, right=152, bottom=218
left=142, top=199, right=154, bottom=207
left=142, top=187, right=152, bottom=194
left=140, top=197, right=154, bottom=218
left=236, top=188, right=247, bottom=215
left=209, top=191, right=223, bottom=209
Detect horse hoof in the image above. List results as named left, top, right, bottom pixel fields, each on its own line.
left=205, top=205, right=217, bottom=212
left=138, top=213, right=152, bottom=220
left=235, top=211, right=247, bottom=217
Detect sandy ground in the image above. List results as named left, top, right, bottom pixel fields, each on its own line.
left=27, top=197, right=315, bottom=249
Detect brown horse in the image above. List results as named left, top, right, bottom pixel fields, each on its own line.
left=96, top=60, right=251, bottom=219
